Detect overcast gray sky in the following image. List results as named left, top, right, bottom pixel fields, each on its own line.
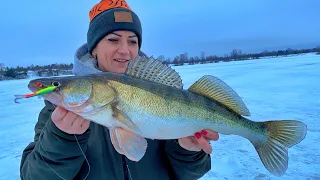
left=1, top=0, right=319, bottom=67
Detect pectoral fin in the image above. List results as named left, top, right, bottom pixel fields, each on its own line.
left=109, top=127, right=148, bottom=162
left=111, top=105, right=141, bottom=134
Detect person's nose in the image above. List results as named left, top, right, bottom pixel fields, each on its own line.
left=117, top=42, right=130, bottom=56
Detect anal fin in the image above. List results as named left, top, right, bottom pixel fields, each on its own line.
left=109, top=127, right=148, bottom=162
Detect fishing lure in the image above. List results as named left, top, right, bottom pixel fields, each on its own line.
left=14, top=85, right=57, bottom=103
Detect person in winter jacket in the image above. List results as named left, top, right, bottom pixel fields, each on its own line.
left=20, top=1, right=219, bottom=179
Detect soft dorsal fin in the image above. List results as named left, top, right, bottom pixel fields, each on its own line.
left=125, top=56, right=183, bottom=89
left=188, top=75, right=251, bottom=116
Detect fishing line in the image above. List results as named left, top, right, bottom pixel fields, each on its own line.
left=38, top=115, right=91, bottom=180
left=74, top=134, right=91, bottom=180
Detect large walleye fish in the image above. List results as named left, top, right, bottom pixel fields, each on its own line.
left=25, top=56, right=306, bottom=177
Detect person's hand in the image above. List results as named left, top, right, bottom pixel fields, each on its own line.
left=178, top=130, right=219, bottom=154
left=51, top=106, right=91, bottom=135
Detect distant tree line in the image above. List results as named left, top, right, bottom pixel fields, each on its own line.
left=1, top=45, right=320, bottom=80
left=0, top=63, right=73, bottom=80
left=157, top=46, right=320, bottom=66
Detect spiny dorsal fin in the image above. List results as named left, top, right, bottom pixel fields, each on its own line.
left=125, top=56, right=183, bottom=89
left=188, top=75, right=251, bottom=116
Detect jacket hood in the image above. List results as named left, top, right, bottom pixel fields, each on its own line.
left=72, top=43, right=148, bottom=76
left=72, top=43, right=102, bottom=76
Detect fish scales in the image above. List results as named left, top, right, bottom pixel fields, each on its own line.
left=19, top=56, right=307, bottom=176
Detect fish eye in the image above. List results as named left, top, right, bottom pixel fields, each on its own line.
left=52, top=81, right=61, bottom=87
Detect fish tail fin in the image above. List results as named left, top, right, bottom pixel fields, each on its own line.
left=253, top=120, right=307, bottom=176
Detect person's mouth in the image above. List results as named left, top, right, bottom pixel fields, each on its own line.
left=114, top=59, right=130, bottom=63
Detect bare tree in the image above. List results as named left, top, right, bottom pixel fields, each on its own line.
left=179, top=53, right=186, bottom=65
left=0, top=63, right=4, bottom=71
left=201, top=51, right=206, bottom=63
left=173, top=56, right=180, bottom=66
left=230, top=49, right=242, bottom=60
left=157, top=55, right=165, bottom=62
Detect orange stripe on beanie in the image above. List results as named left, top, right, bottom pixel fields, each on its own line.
left=89, top=0, right=132, bottom=22
left=87, top=0, right=142, bottom=53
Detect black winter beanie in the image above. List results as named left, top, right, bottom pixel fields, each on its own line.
left=87, top=0, right=142, bottom=54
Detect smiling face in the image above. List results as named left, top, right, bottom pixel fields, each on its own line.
left=92, top=30, right=139, bottom=73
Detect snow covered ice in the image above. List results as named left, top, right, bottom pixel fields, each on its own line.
left=0, top=53, right=319, bottom=180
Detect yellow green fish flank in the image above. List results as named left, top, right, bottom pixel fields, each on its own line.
left=25, top=56, right=307, bottom=177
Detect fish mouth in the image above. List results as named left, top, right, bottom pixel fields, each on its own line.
left=28, top=79, right=52, bottom=92
left=28, top=79, right=41, bottom=92
left=27, top=78, right=63, bottom=105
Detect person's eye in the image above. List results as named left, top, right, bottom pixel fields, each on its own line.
left=130, top=40, right=137, bottom=44
left=108, top=38, right=118, bottom=42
